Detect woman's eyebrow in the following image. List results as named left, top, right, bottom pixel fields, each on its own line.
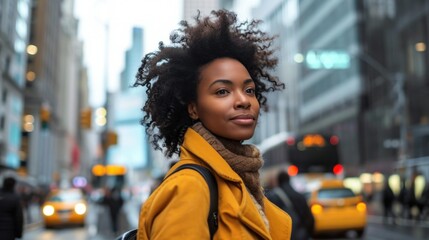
left=209, top=79, right=232, bottom=87
left=209, top=78, right=253, bottom=87
left=243, top=79, right=254, bottom=84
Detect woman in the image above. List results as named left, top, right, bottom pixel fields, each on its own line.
left=134, top=10, right=292, bottom=239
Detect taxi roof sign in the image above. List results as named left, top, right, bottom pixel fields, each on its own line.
left=91, top=164, right=126, bottom=176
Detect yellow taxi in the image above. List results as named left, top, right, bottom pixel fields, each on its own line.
left=307, top=179, right=366, bottom=237
left=42, top=188, right=87, bottom=228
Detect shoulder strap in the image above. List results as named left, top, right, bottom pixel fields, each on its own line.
left=171, top=164, right=218, bottom=239
left=273, top=187, right=293, bottom=208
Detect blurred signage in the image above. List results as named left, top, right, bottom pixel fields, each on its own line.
left=106, top=165, right=127, bottom=175
left=383, top=139, right=400, bottom=149
left=91, top=164, right=126, bottom=176
left=302, top=134, right=326, bottom=147
left=305, top=50, right=350, bottom=69
left=92, top=164, right=106, bottom=176
left=72, top=176, right=88, bottom=188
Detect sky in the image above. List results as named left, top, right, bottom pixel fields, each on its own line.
left=74, top=0, right=184, bottom=107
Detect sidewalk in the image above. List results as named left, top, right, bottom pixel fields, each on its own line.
left=24, top=203, right=43, bottom=230
left=122, top=197, right=140, bottom=229
left=366, top=200, right=429, bottom=228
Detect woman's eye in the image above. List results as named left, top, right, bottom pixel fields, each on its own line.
left=215, top=89, right=229, bottom=95
left=246, top=88, right=256, bottom=95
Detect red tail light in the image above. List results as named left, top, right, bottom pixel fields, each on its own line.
left=330, top=135, right=339, bottom=145
left=288, top=165, right=299, bottom=176
left=333, top=164, right=344, bottom=175
left=286, top=137, right=295, bottom=146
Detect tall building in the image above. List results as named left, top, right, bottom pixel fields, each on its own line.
left=120, top=27, right=144, bottom=92
left=394, top=1, right=429, bottom=159
left=56, top=0, right=87, bottom=184
left=239, top=0, right=429, bottom=177
left=252, top=0, right=301, bottom=144
left=21, top=0, right=86, bottom=187
left=295, top=0, right=364, bottom=175
left=76, top=66, right=93, bottom=182
left=360, top=0, right=429, bottom=173
left=0, top=0, right=32, bottom=171
left=109, top=27, right=154, bottom=181
left=21, top=0, right=63, bottom=185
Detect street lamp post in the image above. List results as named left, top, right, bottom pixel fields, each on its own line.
left=393, top=72, right=407, bottom=160
left=358, top=52, right=408, bottom=161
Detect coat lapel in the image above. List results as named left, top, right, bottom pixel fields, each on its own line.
left=181, top=128, right=241, bottom=183
left=238, top=190, right=272, bottom=239
left=181, top=128, right=272, bottom=239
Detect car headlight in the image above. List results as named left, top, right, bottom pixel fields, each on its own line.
left=74, top=203, right=87, bottom=215
left=43, top=205, right=55, bottom=216
left=311, top=204, right=323, bottom=215
left=356, top=202, right=366, bottom=212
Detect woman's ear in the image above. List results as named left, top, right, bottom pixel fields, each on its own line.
left=187, top=103, right=198, bottom=120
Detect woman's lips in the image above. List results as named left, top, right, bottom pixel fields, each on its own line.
left=230, top=114, right=255, bottom=125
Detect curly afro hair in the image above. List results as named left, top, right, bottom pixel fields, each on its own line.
left=134, top=9, right=284, bottom=158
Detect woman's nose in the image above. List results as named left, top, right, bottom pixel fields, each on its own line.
left=234, top=92, right=251, bottom=109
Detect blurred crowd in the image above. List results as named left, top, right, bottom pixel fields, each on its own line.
left=12, top=178, right=50, bottom=226
left=380, top=172, right=429, bottom=223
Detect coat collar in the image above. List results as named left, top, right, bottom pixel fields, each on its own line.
left=179, top=128, right=273, bottom=239
left=180, top=127, right=243, bottom=183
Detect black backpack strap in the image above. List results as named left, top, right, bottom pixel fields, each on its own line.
left=115, top=228, right=137, bottom=240
left=172, top=164, right=218, bottom=239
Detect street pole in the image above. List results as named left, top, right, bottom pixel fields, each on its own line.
left=358, top=52, right=407, bottom=161
left=393, top=73, right=407, bottom=160
left=102, top=22, right=110, bottom=167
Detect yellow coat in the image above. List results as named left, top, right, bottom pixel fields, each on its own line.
left=137, top=128, right=292, bottom=240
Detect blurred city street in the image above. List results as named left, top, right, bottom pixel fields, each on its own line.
left=22, top=198, right=139, bottom=240
left=19, top=195, right=429, bottom=240
left=1, top=0, right=429, bottom=239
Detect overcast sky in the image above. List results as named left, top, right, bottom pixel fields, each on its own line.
left=74, top=0, right=184, bottom=107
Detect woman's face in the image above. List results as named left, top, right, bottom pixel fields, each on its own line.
left=188, top=57, right=260, bottom=141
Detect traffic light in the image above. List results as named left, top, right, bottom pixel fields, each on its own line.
left=95, top=107, right=107, bottom=127
left=40, top=106, right=50, bottom=129
left=80, top=108, right=92, bottom=129
left=106, top=131, right=118, bottom=147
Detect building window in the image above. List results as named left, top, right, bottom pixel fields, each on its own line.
left=4, top=56, right=11, bottom=76
left=0, top=115, right=5, bottom=130
left=2, top=89, right=7, bottom=103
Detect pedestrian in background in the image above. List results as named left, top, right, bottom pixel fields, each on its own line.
left=16, top=184, right=33, bottom=223
left=404, top=173, right=419, bottom=219
left=418, top=180, right=429, bottom=220
left=102, top=187, right=124, bottom=235
left=266, top=171, right=314, bottom=239
left=381, top=176, right=396, bottom=224
left=134, top=9, right=291, bottom=239
left=398, top=178, right=408, bottom=217
left=0, top=176, right=24, bottom=240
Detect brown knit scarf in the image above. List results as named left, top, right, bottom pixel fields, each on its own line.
left=191, top=122, right=265, bottom=208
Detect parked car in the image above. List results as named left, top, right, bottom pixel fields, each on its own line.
left=42, top=188, right=87, bottom=228
left=307, top=179, right=367, bottom=237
